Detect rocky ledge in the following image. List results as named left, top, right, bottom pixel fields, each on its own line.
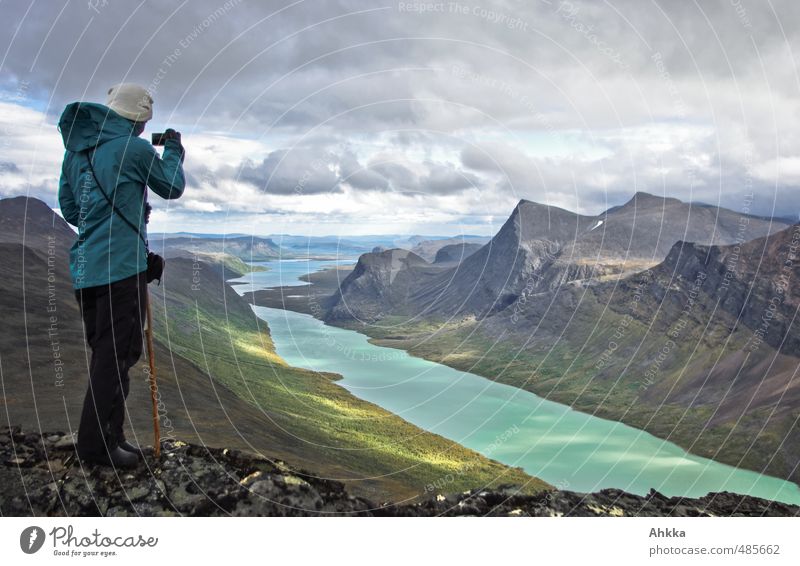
left=1, top=427, right=798, bottom=517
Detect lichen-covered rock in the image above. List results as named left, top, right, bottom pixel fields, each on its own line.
left=1, top=427, right=798, bottom=517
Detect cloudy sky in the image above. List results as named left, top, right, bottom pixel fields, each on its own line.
left=1, top=0, right=799, bottom=236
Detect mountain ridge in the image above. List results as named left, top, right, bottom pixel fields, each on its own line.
left=324, top=192, right=793, bottom=321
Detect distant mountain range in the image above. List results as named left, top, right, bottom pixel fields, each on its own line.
left=326, top=191, right=792, bottom=321
left=149, top=232, right=491, bottom=260
left=318, top=192, right=800, bottom=485
left=152, top=234, right=284, bottom=263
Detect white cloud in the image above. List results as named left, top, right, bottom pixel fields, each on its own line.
left=753, top=157, right=800, bottom=186
left=2, top=0, right=800, bottom=230
left=0, top=101, right=63, bottom=201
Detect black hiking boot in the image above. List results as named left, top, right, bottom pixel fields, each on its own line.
left=80, top=446, right=139, bottom=469
left=118, top=439, right=144, bottom=460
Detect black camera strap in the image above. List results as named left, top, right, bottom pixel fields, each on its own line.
left=84, top=148, right=149, bottom=250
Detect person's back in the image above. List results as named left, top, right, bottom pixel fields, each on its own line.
left=58, top=100, right=185, bottom=288
left=57, top=84, right=185, bottom=468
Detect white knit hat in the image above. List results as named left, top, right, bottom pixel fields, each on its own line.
left=106, top=83, right=153, bottom=122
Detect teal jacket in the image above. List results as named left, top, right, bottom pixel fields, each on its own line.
left=57, top=102, right=185, bottom=289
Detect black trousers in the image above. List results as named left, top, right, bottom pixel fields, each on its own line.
left=74, top=270, right=147, bottom=458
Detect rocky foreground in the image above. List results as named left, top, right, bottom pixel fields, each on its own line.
left=1, top=427, right=798, bottom=517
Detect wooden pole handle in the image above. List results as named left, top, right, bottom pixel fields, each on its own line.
left=145, top=287, right=161, bottom=458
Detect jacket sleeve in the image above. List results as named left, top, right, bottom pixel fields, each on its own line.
left=57, top=158, right=80, bottom=226
left=133, top=138, right=186, bottom=200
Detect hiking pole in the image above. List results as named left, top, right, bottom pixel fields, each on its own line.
left=145, top=286, right=161, bottom=458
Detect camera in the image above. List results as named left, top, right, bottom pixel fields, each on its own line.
left=150, top=129, right=184, bottom=161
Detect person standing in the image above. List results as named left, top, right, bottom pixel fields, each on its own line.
left=57, top=83, right=185, bottom=468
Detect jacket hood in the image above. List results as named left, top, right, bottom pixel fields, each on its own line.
left=58, top=102, right=137, bottom=152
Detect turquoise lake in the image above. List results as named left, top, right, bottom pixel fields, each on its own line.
left=230, top=259, right=800, bottom=504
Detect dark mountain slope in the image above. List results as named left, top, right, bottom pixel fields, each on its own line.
left=0, top=200, right=374, bottom=490
left=433, top=242, right=484, bottom=264
left=565, top=191, right=787, bottom=260
left=589, top=225, right=800, bottom=420
left=325, top=248, right=444, bottom=321
left=0, top=195, right=76, bottom=248
left=408, top=235, right=491, bottom=262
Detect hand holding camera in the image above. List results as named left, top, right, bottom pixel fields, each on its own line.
left=151, top=128, right=185, bottom=161
left=151, top=128, right=181, bottom=145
